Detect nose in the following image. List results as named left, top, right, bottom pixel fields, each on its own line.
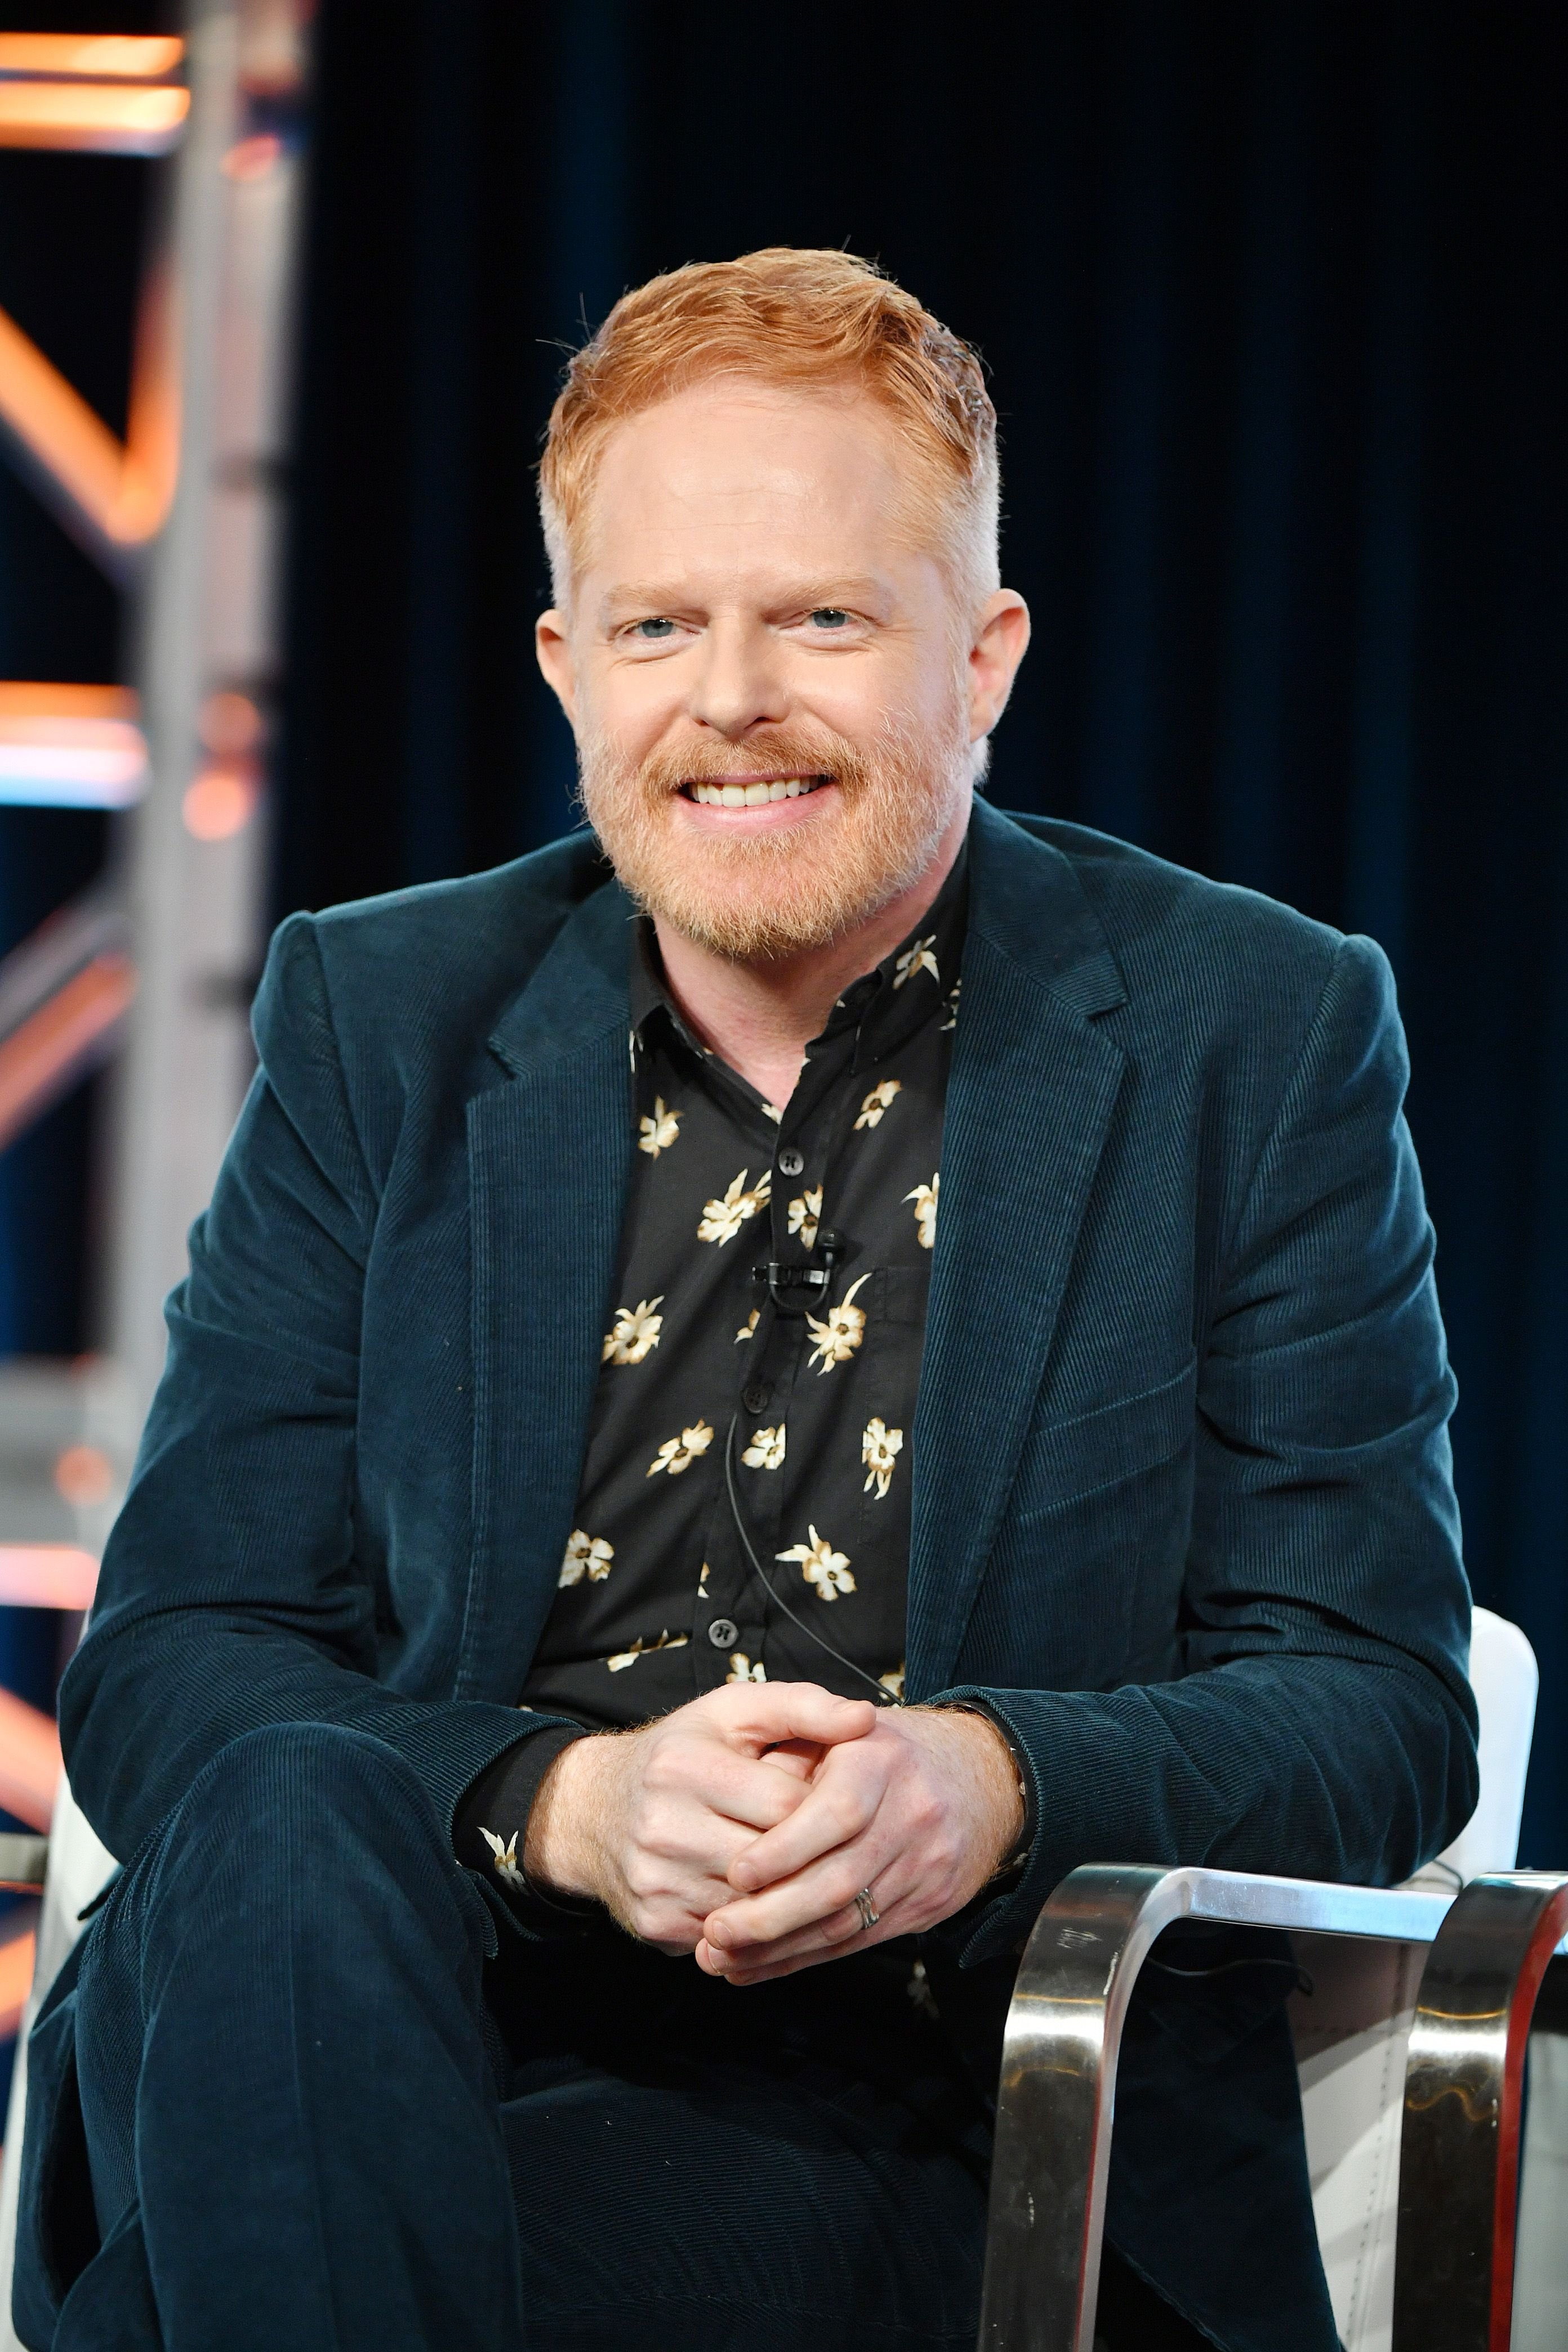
left=686, top=613, right=789, bottom=740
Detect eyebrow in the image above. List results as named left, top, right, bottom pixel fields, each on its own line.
left=596, top=576, right=893, bottom=626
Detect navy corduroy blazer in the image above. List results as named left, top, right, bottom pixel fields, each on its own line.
left=57, top=798, right=1477, bottom=2350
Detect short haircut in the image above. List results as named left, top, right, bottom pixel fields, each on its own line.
left=538, top=247, right=999, bottom=612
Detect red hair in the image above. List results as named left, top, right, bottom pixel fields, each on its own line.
left=538, top=247, right=1000, bottom=605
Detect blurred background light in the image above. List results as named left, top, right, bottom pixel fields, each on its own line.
left=182, top=763, right=256, bottom=839
left=0, top=34, right=184, bottom=80
left=0, top=1549, right=97, bottom=1612
left=0, top=79, right=186, bottom=154
left=0, top=683, right=145, bottom=807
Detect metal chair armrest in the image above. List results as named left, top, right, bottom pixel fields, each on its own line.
left=1395, top=1871, right=1568, bottom=2351
left=977, top=1863, right=1456, bottom=2352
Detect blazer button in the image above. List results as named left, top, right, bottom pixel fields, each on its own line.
left=707, top=1618, right=739, bottom=1651
left=778, top=1147, right=805, bottom=1177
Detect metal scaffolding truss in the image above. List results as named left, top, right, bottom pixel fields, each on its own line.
left=0, top=1, right=311, bottom=1798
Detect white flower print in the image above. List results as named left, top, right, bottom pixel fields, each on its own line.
left=734, top=1308, right=760, bottom=1344
left=777, top=1525, right=856, bottom=1603
left=638, top=1095, right=681, bottom=1157
left=854, top=1079, right=902, bottom=1130
left=760, top=1101, right=784, bottom=1124
left=698, top=1167, right=772, bottom=1245
left=698, top=1561, right=711, bottom=1597
left=743, top=1423, right=786, bottom=1470
left=787, top=1184, right=822, bottom=1249
left=905, top=1173, right=939, bottom=1251
left=879, top=1663, right=907, bottom=1702
left=894, top=935, right=939, bottom=989
left=559, top=1529, right=615, bottom=1587
left=805, top=1271, right=872, bottom=1375
left=647, top=1420, right=715, bottom=1477
left=603, top=1296, right=663, bottom=1365
left=479, top=1827, right=525, bottom=1888
left=940, top=980, right=961, bottom=1032
left=861, top=1418, right=903, bottom=1499
left=727, top=1652, right=767, bottom=1684
left=607, top=1629, right=688, bottom=1672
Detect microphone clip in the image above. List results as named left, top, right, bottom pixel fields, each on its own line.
left=751, top=1228, right=847, bottom=1315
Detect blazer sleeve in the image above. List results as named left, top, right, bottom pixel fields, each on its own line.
left=57, top=914, right=556, bottom=1863
left=937, top=933, right=1480, bottom=1966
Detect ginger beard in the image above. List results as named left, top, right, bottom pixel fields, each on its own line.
left=576, top=697, right=973, bottom=962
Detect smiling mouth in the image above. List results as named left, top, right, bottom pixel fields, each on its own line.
left=680, top=775, right=831, bottom=808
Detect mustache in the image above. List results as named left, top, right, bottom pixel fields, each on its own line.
left=641, top=736, right=854, bottom=791
left=576, top=719, right=924, bottom=807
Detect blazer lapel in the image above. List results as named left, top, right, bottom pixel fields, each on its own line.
left=456, top=875, right=636, bottom=1701
left=907, top=803, right=1129, bottom=1696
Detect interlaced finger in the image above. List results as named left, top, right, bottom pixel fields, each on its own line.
left=703, top=1814, right=906, bottom=1953
left=724, top=1741, right=888, bottom=1892
left=678, top=1744, right=817, bottom=1833
left=697, top=1875, right=917, bottom=1983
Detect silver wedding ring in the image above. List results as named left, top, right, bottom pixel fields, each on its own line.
left=854, top=1887, right=880, bottom=1931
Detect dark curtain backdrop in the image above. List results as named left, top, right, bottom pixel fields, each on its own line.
left=279, top=0, right=1568, bottom=1863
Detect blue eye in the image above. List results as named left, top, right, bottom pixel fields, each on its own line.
left=631, top=617, right=677, bottom=640
left=809, top=608, right=850, bottom=629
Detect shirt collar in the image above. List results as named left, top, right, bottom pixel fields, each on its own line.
left=629, top=838, right=969, bottom=1072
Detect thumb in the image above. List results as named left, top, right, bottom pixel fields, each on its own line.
left=719, top=1681, right=876, bottom=1753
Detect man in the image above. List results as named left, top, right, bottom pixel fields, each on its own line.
left=17, top=248, right=1474, bottom=2352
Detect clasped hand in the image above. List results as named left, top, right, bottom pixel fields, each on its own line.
left=524, top=1682, right=1023, bottom=1985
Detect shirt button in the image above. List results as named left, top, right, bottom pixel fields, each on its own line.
left=742, top=1383, right=770, bottom=1414
left=778, top=1147, right=805, bottom=1177
left=707, top=1618, right=739, bottom=1651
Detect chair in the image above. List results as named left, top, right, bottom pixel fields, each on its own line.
left=979, top=1608, right=1567, bottom=2350
left=0, top=1610, right=1557, bottom=2351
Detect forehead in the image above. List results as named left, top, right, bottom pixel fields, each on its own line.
left=578, top=380, right=923, bottom=587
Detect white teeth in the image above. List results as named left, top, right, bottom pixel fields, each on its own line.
left=688, top=776, right=821, bottom=806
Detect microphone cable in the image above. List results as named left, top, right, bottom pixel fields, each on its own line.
left=723, top=1411, right=902, bottom=1707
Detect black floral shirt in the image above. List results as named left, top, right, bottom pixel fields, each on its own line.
left=455, top=855, right=968, bottom=1896
left=520, top=847, right=966, bottom=1723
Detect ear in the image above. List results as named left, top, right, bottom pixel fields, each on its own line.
left=535, top=608, right=578, bottom=727
left=966, top=590, right=1031, bottom=746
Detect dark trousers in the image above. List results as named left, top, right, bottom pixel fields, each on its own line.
left=17, top=1722, right=1210, bottom=2351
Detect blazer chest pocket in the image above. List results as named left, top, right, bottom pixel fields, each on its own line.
left=1009, top=1353, right=1198, bottom=1520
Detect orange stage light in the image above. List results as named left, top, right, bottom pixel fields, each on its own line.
left=0, top=243, right=178, bottom=568
left=0, top=306, right=127, bottom=531
left=52, top=1445, right=114, bottom=1509
left=0, top=684, right=136, bottom=721
left=198, top=689, right=263, bottom=758
left=0, top=684, right=147, bottom=808
left=183, top=764, right=259, bottom=842
left=223, top=132, right=282, bottom=182
left=0, top=34, right=184, bottom=81
left=0, top=1691, right=61, bottom=1834
left=0, top=79, right=188, bottom=153
left=0, top=297, right=178, bottom=556
left=0, top=1928, right=39, bottom=2044
left=0, top=952, right=136, bottom=1152
left=0, top=1547, right=99, bottom=1612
